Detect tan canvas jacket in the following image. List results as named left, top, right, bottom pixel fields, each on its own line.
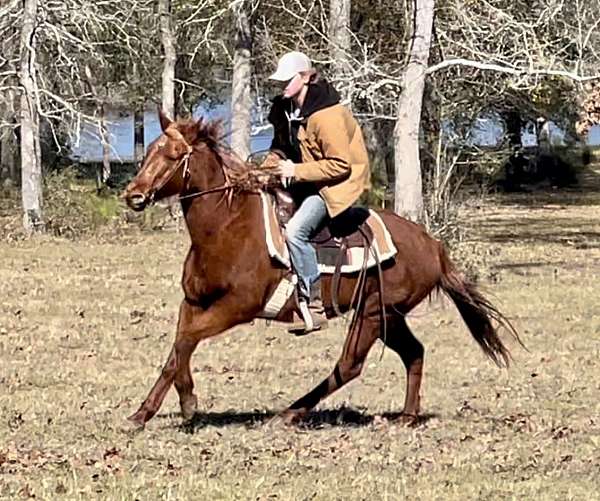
left=294, top=103, right=370, bottom=217
left=266, top=77, right=371, bottom=218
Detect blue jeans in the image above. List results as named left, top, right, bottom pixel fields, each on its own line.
left=285, top=194, right=329, bottom=301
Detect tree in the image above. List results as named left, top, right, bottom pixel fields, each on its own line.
left=0, top=88, right=18, bottom=183
left=98, top=104, right=111, bottom=188
left=0, top=1, right=20, bottom=184
left=328, top=0, right=351, bottom=97
left=134, top=106, right=145, bottom=163
left=159, top=0, right=177, bottom=119
left=393, top=0, right=434, bottom=221
left=230, top=0, right=252, bottom=160
left=427, top=0, right=600, bottom=201
left=20, top=0, right=44, bottom=233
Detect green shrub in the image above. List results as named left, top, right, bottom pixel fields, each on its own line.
left=43, top=168, right=117, bottom=237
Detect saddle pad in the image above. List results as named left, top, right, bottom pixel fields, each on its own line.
left=260, top=192, right=397, bottom=274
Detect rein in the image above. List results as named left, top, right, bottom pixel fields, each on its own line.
left=177, top=183, right=235, bottom=201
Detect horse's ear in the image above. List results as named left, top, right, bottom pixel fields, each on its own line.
left=208, top=119, right=224, bottom=142
left=158, top=107, right=173, bottom=132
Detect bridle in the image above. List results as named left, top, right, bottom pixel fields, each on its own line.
left=146, top=128, right=235, bottom=205
left=147, top=145, right=192, bottom=204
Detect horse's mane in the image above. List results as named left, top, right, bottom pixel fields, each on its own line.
left=175, top=117, right=280, bottom=193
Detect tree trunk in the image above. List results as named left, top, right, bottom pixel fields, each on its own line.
left=1, top=89, right=18, bottom=182
left=20, top=0, right=44, bottom=233
left=159, top=0, right=176, bottom=119
left=328, top=0, right=351, bottom=98
left=1, top=131, right=17, bottom=184
left=0, top=129, right=10, bottom=180
left=134, top=105, right=145, bottom=163
left=504, top=110, right=523, bottom=150
left=502, top=110, right=526, bottom=190
left=98, top=103, right=111, bottom=188
left=230, top=2, right=252, bottom=161
left=363, top=119, right=395, bottom=208
left=393, top=0, right=434, bottom=221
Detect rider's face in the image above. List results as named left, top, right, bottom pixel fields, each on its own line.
left=280, top=73, right=305, bottom=99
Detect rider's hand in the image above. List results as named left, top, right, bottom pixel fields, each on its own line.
left=258, top=151, right=281, bottom=169
left=274, top=159, right=296, bottom=179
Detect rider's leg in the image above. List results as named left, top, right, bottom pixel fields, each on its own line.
left=285, top=194, right=329, bottom=333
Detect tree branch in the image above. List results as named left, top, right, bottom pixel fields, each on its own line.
left=426, top=58, right=600, bottom=82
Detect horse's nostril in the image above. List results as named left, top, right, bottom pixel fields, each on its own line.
left=126, top=192, right=147, bottom=211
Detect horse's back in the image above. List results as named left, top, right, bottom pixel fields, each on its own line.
left=376, top=209, right=445, bottom=291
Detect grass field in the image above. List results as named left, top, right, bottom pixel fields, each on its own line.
left=1, top=168, right=600, bottom=500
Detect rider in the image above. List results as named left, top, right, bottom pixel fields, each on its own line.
left=266, top=51, right=371, bottom=335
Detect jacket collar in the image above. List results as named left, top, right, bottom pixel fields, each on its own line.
left=268, top=77, right=341, bottom=124
left=299, top=77, right=340, bottom=118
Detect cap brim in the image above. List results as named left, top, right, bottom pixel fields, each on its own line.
left=268, top=69, right=295, bottom=81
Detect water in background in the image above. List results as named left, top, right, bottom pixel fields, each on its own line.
left=70, top=104, right=600, bottom=163
left=70, top=102, right=273, bottom=163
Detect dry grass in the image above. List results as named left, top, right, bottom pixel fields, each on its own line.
left=2, top=168, right=600, bottom=500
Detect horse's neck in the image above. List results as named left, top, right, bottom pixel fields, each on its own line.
left=182, top=151, right=264, bottom=248
left=182, top=191, right=260, bottom=248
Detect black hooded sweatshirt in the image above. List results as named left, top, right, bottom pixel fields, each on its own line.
left=267, top=76, right=341, bottom=163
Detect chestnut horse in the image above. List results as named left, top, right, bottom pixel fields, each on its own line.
left=122, top=111, right=520, bottom=428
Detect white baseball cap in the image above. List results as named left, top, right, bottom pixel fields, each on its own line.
left=268, top=51, right=312, bottom=81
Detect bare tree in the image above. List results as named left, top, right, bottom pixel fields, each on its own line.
left=328, top=0, right=351, bottom=97
left=20, top=0, right=44, bottom=233
left=363, top=118, right=395, bottom=208
left=98, top=104, right=111, bottom=188
left=0, top=89, right=18, bottom=182
left=0, top=15, right=19, bottom=183
left=159, top=0, right=176, bottom=118
left=230, top=0, right=252, bottom=160
left=134, top=105, right=145, bottom=163
left=394, top=0, right=434, bottom=221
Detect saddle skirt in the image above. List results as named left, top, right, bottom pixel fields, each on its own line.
left=259, top=191, right=397, bottom=274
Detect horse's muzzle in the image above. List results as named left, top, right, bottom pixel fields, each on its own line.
left=124, top=192, right=148, bottom=211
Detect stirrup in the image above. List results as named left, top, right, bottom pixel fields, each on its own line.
left=288, top=301, right=328, bottom=336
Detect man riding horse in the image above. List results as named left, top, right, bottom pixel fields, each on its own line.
left=265, top=51, right=371, bottom=335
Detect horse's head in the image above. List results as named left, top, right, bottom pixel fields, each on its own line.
left=122, top=109, right=222, bottom=211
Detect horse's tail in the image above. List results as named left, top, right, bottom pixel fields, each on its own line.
left=437, top=244, right=523, bottom=367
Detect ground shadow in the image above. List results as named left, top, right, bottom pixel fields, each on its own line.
left=489, top=163, right=600, bottom=209
left=156, top=408, right=438, bottom=432
left=476, top=219, right=600, bottom=250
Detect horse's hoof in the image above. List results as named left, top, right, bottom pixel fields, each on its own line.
left=124, top=413, right=146, bottom=434
left=267, top=410, right=304, bottom=428
left=180, top=395, right=198, bottom=422
left=393, top=413, right=420, bottom=427
left=372, top=414, right=390, bottom=427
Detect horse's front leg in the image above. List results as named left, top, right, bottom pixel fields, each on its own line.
left=128, top=298, right=245, bottom=427
left=172, top=300, right=214, bottom=421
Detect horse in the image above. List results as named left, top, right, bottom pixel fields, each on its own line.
left=121, top=110, right=520, bottom=428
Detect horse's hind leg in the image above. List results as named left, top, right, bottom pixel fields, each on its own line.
left=380, top=313, right=424, bottom=424
left=275, top=304, right=380, bottom=425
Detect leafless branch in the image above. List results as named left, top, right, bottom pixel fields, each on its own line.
left=426, top=58, right=600, bottom=82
